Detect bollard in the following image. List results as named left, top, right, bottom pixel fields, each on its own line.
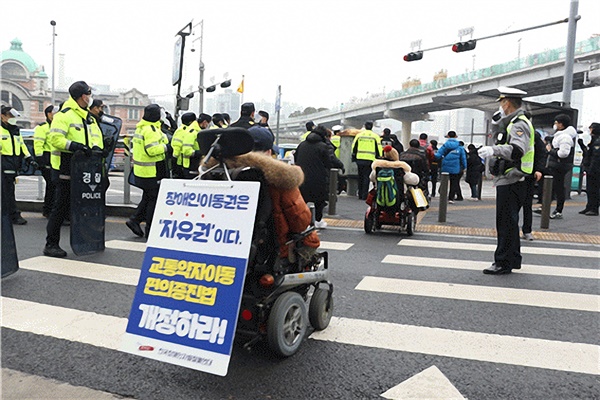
left=540, top=175, right=553, bottom=229
left=328, top=168, right=338, bottom=216
left=438, top=172, right=449, bottom=223
left=37, top=175, right=44, bottom=200
left=123, top=152, right=131, bottom=204
left=307, top=202, right=316, bottom=225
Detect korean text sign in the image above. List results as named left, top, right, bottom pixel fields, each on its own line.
left=122, top=179, right=259, bottom=376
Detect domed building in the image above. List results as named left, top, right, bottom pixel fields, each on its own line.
left=1, top=38, right=152, bottom=135
left=0, top=38, right=52, bottom=128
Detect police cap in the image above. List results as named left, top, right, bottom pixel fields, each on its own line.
left=496, top=86, right=527, bottom=101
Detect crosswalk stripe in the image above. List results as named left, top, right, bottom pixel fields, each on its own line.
left=1, top=297, right=125, bottom=350
left=106, top=239, right=353, bottom=252
left=310, top=317, right=599, bottom=375
left=382, top=255, right=600, bottom=279
left=21, top=257, right=140, bottom=285
left=398, top=239, right=600, bottom=258
left=355, top=276, right=599, bottom=312
left=3, top=297, right=597, bottom=376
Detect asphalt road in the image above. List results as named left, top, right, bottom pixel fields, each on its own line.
left=2, top=213, right=599, bottom=399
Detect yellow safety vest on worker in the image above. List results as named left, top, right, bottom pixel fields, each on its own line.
left=181, top=120, right=201, bottom=169
left=33, top=122, right=53, bottom=156
left=506, top=114, right=535, bottom=174
left=48, top=97, right=102, bottom=175
left=1, top=124, right=31, bottom=174
left=132, top=119, right=169, bottom=178
left=330, top=134, right=341, bottom=158
left=170, top=124, right=188, bottom=167
left=352, top=129, right=381, bottom=161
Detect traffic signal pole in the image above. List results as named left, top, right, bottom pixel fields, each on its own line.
left=403, top=17, right=573, bottom=60
left=562, top=0, right=579, bottom=106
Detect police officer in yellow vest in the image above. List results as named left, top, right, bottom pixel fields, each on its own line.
left=171, top=112, right=196, bottom=178
left=351, top=121, right=381, bottom=200
left=478, top=87, right=535, bottom=275
left=1, top=106, right=35, bottom=225
left=125, top=104, right=171, bottom=238
left=34, top=104, right=59, bottom=217
left=300, top=120, right=316, bottom=142
left=181, top=113, right=210, bottom=179
left=44, top=81, right=102, bottom=257
left=330, top=125, right=342, bottom=159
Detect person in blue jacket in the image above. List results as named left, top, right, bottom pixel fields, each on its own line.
left=434, top=131, right=467, bottom=203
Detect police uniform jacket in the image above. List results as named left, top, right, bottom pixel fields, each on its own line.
left=1, top=122, right=31, bottom=174
left=489, top=109, right=534, bottom=187
left=48, top=97, right=102, bottom=177
left=33, top=120, right=53, bottom=168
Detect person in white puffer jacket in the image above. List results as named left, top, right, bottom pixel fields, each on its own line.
left=546, top=113, right=577, bottom=219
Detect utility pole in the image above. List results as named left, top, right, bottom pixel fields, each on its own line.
left=193, top=20, right=204, bottom=114
left=275, top=85, right=282, bottom=146
left=50, top=20, right=56, bottom=105
left=562, top=0, right=580, bottom=106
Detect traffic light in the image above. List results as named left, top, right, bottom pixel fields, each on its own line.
left=403, top=51, right=423, bottom=62
left=220, top=79, right=231, bottom=88
left=206, top=85, right=216, bottom=93
left=452, top=39, right=477, bottom=53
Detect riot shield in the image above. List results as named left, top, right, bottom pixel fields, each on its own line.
left=70, top=151, right=105, bottom=255
left=1, top=213, right=19, bottom=278
left=98, top=114, right=122, bottom=172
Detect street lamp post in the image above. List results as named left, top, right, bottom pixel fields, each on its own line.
left=192, top=20, right=204, bottom=114
left=50, top=20, right=56, bottom=105
left=562, top=0, right=580, bottom=106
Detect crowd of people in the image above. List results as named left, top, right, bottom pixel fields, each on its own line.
left=2, top=81, right=599, bottom=265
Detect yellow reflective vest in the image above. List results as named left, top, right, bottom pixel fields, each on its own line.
left=33, top=121, right=52, bottom=156
left=132, top=119, right=168, bottom=178
left=181, top=121, right=201, bottom=170
left=507, top=114, right=535, bottom=174
left=1, top=123, right=31, bottom=173
left=352, top=129, right=381, bottom=161
left=171, top=124, right=188, bottom=166
left=330, top=134, right=341, bottom=158
left=48, top=97, right=102, bottom=175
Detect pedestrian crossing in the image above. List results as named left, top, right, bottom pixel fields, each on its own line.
left=2, top=235, right=599, bottom=381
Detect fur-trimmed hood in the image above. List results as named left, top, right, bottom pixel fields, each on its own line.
left=371, top=159, right=411, bottom=173
left=204, top=152, right=304, bottom=190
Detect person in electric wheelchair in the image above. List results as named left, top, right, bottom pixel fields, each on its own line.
left=199, top=125, right=333, bottom=357
left=364, top=145, right=422, bottom=235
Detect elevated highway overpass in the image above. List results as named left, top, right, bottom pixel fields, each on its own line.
left=278, top=36, right=600, bottom=143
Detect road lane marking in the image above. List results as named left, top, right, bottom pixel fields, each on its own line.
left=20, top=257, right=140, bottom=286
left=382, top=255, right=599, bottom=279
left=309, top=316, right=599, bottom=375
left=356, top=276, right=599, bottom=312
left=3, top=298, right=597, bottom=375
left=1, top=297, right=125, bottom=350
left=397, top=239, right=600, bottom=258
left=106, top=239, right=353, bottom=252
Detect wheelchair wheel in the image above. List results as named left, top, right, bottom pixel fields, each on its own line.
left=364, top=210, right=376, bottom=234
left=406, top=213, right=415, bottom=236
left=267, top=292, right=307, bottom=357
left=309, top=287, right=333, bottom=330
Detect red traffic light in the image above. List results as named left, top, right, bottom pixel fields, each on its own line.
left=452, top=39, right=477, bottom=53
left=403, top=51, right=423, bottom=62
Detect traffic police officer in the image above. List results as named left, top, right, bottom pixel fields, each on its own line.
left=34, top=104, right=59, bottom=217
left=125, top=104, right=170, bottom=238
left=478, top=87, right=535, bottom=274
left=44, top=81, right=102, bottom=257
left=352, top=120, right=381, bottom=200
left=300, top=120, right=315, bottom=142
left=181, top=113, right=210, bottom=179
left=1, top=106, right=35, bottom=225
left=171, top=112, right=196, bottom=178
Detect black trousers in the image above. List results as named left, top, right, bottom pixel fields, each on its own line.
left=1, top=173, right=18, bottom=219
left=550, top=164, right=570, bottom=213
left=495, top=180, right=527, bottom=269
left=521, top=175, right=535, bottom=235
left=131, top=187, right=160, bottom=229
left=356, top=160, right=372, bottom=200
left=46, top=179, right=71, bottom=247
left=40, top=167, right=56, bottom=216
left=586, top=172, right=599, bottom=212
left=449, top=173, right=463, bottom=200
left=314, top=200, right=327, bottom=221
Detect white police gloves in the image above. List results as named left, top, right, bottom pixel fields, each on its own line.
left=478, top=146, right=494, bottom=158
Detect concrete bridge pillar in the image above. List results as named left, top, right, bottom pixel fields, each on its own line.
left=383, top=109, right=429, bottom=148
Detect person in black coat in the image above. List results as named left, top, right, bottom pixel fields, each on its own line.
left=465, top=144, right=484, bottom=200
left=294, top=125, right=333, bottom=228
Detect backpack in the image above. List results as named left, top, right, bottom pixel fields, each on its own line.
left=376, top=168, right=399, bottom=207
